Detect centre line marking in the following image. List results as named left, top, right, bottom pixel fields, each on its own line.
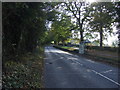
left=52, top=46, right=120, bottom=86
left=92, top=70, right=120, bottom=86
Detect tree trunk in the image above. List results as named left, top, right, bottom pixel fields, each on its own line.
left=62, top=40, right=65, bottom=46
left=78, top=20, right=84, bottom=54
left=56, top=41, right=58, bottom=45
left=80, top=31, right=84, bottom=42
left=100, top=25, right=103, bottom=47
left=118, top=33, right=120, bottom=62
left=78, top=20, right=84, bottom=42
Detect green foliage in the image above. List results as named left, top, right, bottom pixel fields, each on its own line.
left=2, top=2, right=57, bottom=88
left=64, top=2, right=91, bottom=41
left=2, top=47, right=44, bottom=88
left=2, top=2, right=58, bottom=54
left=50, top=15, right=72, bottom=44
left=88, top=2, right=115, bottom=47
left=115, top=2, right=120, bottom=49
left=3, top=3, right=46, bottom=54
left=89, top=2, right=114, bottom=30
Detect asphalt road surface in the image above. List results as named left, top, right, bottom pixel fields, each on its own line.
left=43, top=46, right=120, bottom=88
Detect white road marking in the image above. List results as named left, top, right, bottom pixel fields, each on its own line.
left=47, top=46, right=120, bottom=86
left=101, top=70, right=113, bottom=73
left=67, top=57, right=78, bottom=60
left=73, top=60, right=83, bottom=66
left=86, top=59, right=95, bottom=63
left=92, top=70, right=120, bottom=86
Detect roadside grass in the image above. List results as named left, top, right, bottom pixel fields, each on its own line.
left=2, top=46, right=44, bottom=88
left=55, top=45, right=119, bottom=67
left=86, top=49, right=118, bottom=61
left=61, top=46, right=76, bottom=51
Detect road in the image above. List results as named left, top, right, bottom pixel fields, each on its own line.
left=43, top=46, right=120, bottom=88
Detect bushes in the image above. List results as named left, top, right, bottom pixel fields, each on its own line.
left=86, top=46, right=118, bottom=52
left=2, top=47, right=44, bottom=88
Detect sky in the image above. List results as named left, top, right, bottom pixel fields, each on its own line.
left=103, top=27, right=118, bottom=46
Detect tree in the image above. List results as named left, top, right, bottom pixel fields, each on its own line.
left=2, top=2, right=56, bottom=55
left=89, top=2, right=115, bottom=47
left=50, top=15, right=72, bottom=45
left=115, top=2, right=120, bottom=61
left=64, top=2, right=90, bottom=42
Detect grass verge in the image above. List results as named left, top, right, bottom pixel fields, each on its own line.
left=2, top=46, right=44, bottom=88
left=61, top=46, right=75, bottom=51
left=54, top=45, right=120, bottom=68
